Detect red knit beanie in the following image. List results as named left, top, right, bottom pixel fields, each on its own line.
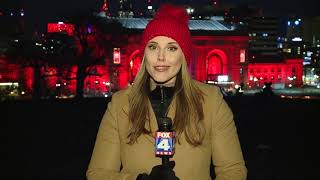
left=141, top=4, right=192, bottom=65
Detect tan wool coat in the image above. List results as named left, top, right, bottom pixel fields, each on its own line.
left=87, top=81, right=247, bottom=180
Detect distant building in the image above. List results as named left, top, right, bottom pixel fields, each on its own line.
left=247, top=59, right=303, bottom=88
left=118, top=0, right=134, bottom=17
left=283, top=17, right=304, bottom=60
left=283, top=16, right=320, bottom=86
left=302, top=16, right=320, bottom=46
left=47, top=22, right=75, bottom=36
left=248, top=16, right=283, bottom=62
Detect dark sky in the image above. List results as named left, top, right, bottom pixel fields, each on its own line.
left=226, top=0, right=319, bottom=16
left=1, top=0, right=319, bottom=24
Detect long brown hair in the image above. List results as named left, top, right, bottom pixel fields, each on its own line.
left=128, top=56, right=205, bottom=146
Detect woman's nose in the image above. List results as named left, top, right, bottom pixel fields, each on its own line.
left=157, top=48, right=165, bottom=61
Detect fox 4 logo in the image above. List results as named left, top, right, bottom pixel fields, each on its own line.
left=155, top=132, right=175, bottom=155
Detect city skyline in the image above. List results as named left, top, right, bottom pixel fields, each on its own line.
left=1, top=0, right=320, bottom=21
left=1, top=0, right=319, bottom=99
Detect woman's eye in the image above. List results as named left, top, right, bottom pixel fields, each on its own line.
left=168, top=46, right=178, bottom=51
left=148, top=44, right=157, bottom=50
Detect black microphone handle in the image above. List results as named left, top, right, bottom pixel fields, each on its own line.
left=162, top=156, right=170, bottom=167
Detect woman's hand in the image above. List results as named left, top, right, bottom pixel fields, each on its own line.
left=136, top=161, right=179, bottom=180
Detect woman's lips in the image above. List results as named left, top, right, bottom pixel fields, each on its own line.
left=154, top=66, right=169, bottom=72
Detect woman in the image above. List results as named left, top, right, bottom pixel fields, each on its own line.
left=87, top=4, right=247, bottom=180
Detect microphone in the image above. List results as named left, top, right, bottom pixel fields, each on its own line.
left=155, top=117, right=175, bottom=167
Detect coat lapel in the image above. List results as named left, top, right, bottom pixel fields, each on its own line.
left=144, top=100, right=158, bottom=144
left=167, top=97, right=176, bottom=120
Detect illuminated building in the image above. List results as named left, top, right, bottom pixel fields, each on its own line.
left=247, top=59, right=303, bottom=88
left=0, top=15, right=304, bottom=98
left=0, top=55, right=33, bottom=96
left=47, top=22, right=75, bottom=36
left=96, top=15, right=302, bottom=89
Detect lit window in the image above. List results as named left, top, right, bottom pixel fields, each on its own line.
left=113, top=48, right=121, bottom=64
left=240, top=49, right=245, bottom=63
left=217, top=75, right=228, bottom=82
left=278, top=75, right=282, bottom=80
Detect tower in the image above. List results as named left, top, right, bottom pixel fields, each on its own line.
left=119, top=0, right=134, bottom=17
left=100, top=0, right=110, bottom=16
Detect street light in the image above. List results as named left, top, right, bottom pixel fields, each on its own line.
left=186, top=7, right=194, bottom=14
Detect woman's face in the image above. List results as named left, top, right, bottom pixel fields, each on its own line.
left=144, top=36, right=183, bottom=85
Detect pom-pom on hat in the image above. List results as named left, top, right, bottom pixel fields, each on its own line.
left=141, top=4, right=192, bottom=64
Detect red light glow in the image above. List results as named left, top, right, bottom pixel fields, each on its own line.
left=47, top=23, right=75, bottom=36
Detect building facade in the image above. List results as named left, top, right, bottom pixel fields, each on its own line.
left=0, top=16, right=304, bottom=98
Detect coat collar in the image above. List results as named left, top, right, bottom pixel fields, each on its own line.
left=144, top=97, right=176, bottom=144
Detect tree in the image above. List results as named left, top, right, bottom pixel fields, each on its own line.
left=71, top=14, right=106, bottom=99
left=5, top=32, right=79, bottom=99
left=71, top=14, right=128, bottom=98
left=5, top=34, right=45, bottom=99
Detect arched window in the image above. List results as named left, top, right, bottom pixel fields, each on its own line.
left=206, top=49, right=228, bottom=81
left=207, top=54, right=222, bottom=75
